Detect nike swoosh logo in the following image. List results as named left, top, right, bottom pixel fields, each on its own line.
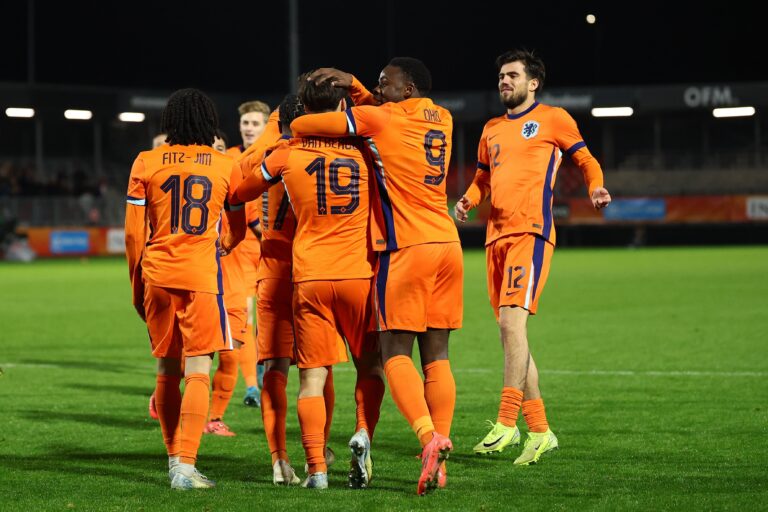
left=505, top=291, right=514, bottom=296
left=483, top=435, right=505, bottom=447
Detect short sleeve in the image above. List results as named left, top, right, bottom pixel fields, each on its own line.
left=553, top=108, right=587, bottom=157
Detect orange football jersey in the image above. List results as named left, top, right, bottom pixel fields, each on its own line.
left=260, top=136, right=373, bottom=282
left=125, top=144, right=243, bottom=294
left=225, top=145, right=245, bottom=158
left=468, top=102, right=603, bottom=246
left=228, top=112, right=281, bottom=283
left=239, top=114, right=294, bottom=282
left=240, top=198, right=262, bottom=280
left=219, top=212, right=248, bottom=310
left=290, top=90, right=459, bottom=251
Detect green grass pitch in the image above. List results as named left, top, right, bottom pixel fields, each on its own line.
left=1, top=247, right=767, bottom=511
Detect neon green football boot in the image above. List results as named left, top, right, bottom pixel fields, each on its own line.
left=513, top=429, right=559, bottom=465
left=473, top=421, right=521, bottom=454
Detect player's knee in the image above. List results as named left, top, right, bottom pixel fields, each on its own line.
left=499, top=307, right=527, bottom=337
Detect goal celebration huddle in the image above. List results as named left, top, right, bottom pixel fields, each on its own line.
left=124, top=48, right=611, bottom=495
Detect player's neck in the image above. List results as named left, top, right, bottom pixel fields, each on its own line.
left=507, top=96, right=536, bottom=116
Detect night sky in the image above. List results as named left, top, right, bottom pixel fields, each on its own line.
left=0, top=0, right=764, bottom=95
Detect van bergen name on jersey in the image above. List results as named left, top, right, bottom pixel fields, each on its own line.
left=301, top=136, right=357, bottom=150
left=162, top=152, right=212, bottom=166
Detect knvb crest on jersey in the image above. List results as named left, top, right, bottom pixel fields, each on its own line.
left=521, top=120, right=540, bottom=140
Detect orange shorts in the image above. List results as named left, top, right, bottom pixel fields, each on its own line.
left=243, top=263, right=259, bottom=299
left=487, top=233, right=554, bottom=318
left=375, top=242, right=463, bottom=332
left=293, top=279, right=376, bottom=369
left=227, top=306, right=248, bottom=344
left=256, top=278, right=295, bottom=363
left=143, top=282, right=232, bottom=358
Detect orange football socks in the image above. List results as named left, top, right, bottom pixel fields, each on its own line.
left=384, top=355, right=434, bottom=446
left=423, top=359, right=455, bottom=437
left=155, top=374, right=182, bottom=456
left=497, top=387, right=524, bottom=427
left=297, top=396, right=327, bottom=474
left=261, top=370, right=289, bottom=463
left=209, top=350, right=238, bottom=420
left=522, top=398, right=549, bottom=433
left=179, top=373, right=210, bottom=465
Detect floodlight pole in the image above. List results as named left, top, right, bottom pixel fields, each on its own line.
left=288, top=0, right=299, bottom=92
left=27, top=0, right=35, bottom=84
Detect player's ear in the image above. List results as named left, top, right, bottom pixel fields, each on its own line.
left=403, top=82, right=414, bottom=99
left=529, top=78, right=539, bottom=92
left=338, top=97, right=347, bottom=112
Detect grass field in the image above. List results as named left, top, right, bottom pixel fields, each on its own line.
left=1, top=247, right=767, bottom=511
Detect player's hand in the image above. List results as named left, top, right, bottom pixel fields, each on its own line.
left=454, top=196, right=472, bottom=223
left=591, top=187, right=612, bottom=210
left=309, top=68, right=353, bottom=89
left=218, top=243, right=232, bottom=257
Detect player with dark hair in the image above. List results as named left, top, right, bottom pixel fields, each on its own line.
left=125, top=87, right=246, bottom=489
left=296, top=58, right=461, bottom=495
left=237, top=94, right=324, bottom=486
left=234, top=79, right=383, bottom=490
left=455, top=48, right=610, bottom=464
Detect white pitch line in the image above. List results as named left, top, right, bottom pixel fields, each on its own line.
left=331, top=366, right=766, bottom=377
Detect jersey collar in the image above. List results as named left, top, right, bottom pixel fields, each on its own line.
left=506, top=101, right=539, bottom=120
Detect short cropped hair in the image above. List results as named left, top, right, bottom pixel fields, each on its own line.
left=496, top=49, right=546, bottom=91
left=388, top=57, right=432, bottom=94
left=238, top=100, right=270, bottom=117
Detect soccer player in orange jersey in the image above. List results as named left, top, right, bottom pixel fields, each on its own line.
left=200, top=131, right=248, bottom=437
left=235, top=80, right=385, bottom=490
left=455, top=49, right=611, bottom=464
left=297, top=58, right=461, bottom=495
left=227, top=100, right=273, bottom=407
left=148, top=131, right=170, bottom=421
left=125, top=88, right=245, bottom=490
left=238, top=103, right=311, bottom=485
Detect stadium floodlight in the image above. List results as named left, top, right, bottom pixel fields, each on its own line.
left=712, top=106, right=756, bottom=118
left=586, top=14, right=596, bottom=24
left=591, top=107, right=634, bottom=117
left=5, top=108, right=35, bottom=118
left=119, top=112, right=146, bottom=123
left=64, top=109, right=93, bottom=120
